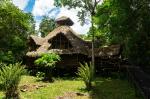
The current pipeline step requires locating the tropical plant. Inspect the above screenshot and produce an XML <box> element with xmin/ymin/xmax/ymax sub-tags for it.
<box><xmin>0</xmin><ymin>63</ymin><xmax>26</xmax><ymax>99</ymax></box>
<box><xmin>34</xmin><ymin>53</ymin><xmax>61</xmax><ymax>82</ymax></box>
<box><xmin>36</xmin><ymin>71</ymin><xmax>45</xmax><ymax>80</ymax></box>
<box><xmin>0</xmin><ymin>62</ymin><xmax>5</xmax><ymax>69</ymax></box>
<box><xmin>77</xmin><ymin>62</ymin><xmax>94</xmax><ymax>91</ymax></box>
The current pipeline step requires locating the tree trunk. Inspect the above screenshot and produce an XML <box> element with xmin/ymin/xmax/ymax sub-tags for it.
<box><xmin>5</xmin><ymin>88</ymin><xmax>20</xmax><ymax>99</ymax></box>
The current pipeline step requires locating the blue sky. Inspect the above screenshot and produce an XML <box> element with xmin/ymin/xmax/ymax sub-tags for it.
<box><xmin>12</xmin><ymin>0</ymin><xmax>91</xmax><ymax>34</ymax></box>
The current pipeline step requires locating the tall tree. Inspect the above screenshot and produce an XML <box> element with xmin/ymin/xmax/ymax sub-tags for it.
<box><xmin>27</xmin><ymin>12</ymin><xmax>36</xmax><ymax>35</ymax></box>
<box><xmin>0</xmin><ymin>1</ymin><xmax>34</xmax><ymax>63</ymax></box>
<box><xmin>93</xmin><ymin>0</ymin><xmax>150</xmax><ymax>66</ymax></box>
<box><xmin>54</xmin><ymin>0</ymin><xmax>102</xmax><ymax>69</ymax></box>
<box><xmin>39</xmin><ymin>16</ymin><xmax>56</xmax><ymax>37</ymax></box>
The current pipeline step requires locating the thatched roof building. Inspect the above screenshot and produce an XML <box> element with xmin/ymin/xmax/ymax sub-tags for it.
<box><xmin>26</xmin><ymin>16</ymin><xmax>121</xmax><ymax>73</ymax></box>
<box><xmin>26</xmin><ymin>16</ymin><xmax>121</xmax><ymax>58</ymax></box>
<box><xmin>27</xmin><ymin>26</ymin><xmax>90</xmax><ymax>57</ymax></box>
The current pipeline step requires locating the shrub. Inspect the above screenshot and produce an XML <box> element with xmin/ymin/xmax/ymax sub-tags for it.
<box><xmin>0</xmin><ymin>62</ymin><xmax>5</xmax><ymax>69</ymax></box>
<box><xmin>0</xmin><ymin>63</ymin><xmax>26</xmax><ymax>99</ymax></box>
<box><xmin>36</xmin><ymin>71</ymin><xmax>45</xmax><ymax>80</ymax></box>
<box><xmin>77</xmin><ymin>62</ymin><xmax>94</xmax><ymax>91</ymax></box>
<box><xmin>34</xmin><ymin>53</ymin><xmax>60</xmax><ymax>82</ymax></box>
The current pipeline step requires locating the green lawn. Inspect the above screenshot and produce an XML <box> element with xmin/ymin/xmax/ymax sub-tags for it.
<box><xmin>0</xmin><ymin>75</ymin><xmax>143</xmax><ymax>99</ymax></box>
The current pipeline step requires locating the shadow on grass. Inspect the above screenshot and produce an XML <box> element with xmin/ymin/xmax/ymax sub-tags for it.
<box><xmin>89</xmin><ymin>77</ymin><xmax>143</xmax><ymax>99</ymax></box>
<box><xmin>89</xmin><ymin>79</ymin><xmax>106</xmax><ymax>99</ymax></box>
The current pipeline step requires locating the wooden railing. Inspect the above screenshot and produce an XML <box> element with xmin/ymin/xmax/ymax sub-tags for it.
<box><xmin>126</xmin><ymin>65</ymin><xmax>150</xmax><ymax>99</ymax></box>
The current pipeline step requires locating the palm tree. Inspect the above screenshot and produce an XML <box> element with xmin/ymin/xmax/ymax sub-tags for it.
<box><xmin>0</xmin><ymin>63</ymin><xmax>26</xmax><ymax>99</ymax></box>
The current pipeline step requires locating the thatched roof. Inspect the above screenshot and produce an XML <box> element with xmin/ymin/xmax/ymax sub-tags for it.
<box><xmin>29</xmin><ymin>35</ymin><xmax>45</xmax><ymax>46</ymax></box>
<box><xmin>27</xmin><ymin>26</ymin><xmax>89</xmax><ymax>57</ymax></box>
<box><xmin>26</xmin><ymin>49</ymin><xmax>87</xmax><ymax>57</ymax></box>
<box><xmin>27</xmin><ymin>27</ymin><xmax>121</xmax><ymax>58</ymax></box>
<box><xmin>89</xmin><ymin>45</ymin><xmax>121</xmax><ymax>58</ymax></box>
<box><xmin>26</xmin><ymin>16</ymin><xmax>121</xmax><ymax>58</ymax></box>
<box><xmin>56</xmin><ymin>16</ymin><xmax>74</xmax><ymax>26</ymax></box>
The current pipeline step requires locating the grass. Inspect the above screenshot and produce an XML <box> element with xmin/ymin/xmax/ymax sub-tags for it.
<box><xmin>90</xmin><ymin>77</ymin><xmax>143</xmax><ymax>99</ymax></box>
<box><xmin>0</xmin><ymin>75</ymin><xmax>143</xmax><ymax>99</ymax></box>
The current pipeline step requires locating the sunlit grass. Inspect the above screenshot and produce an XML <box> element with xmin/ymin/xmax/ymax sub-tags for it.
<box><xmin>0</xmin><ymin>75</ymin><xmax>143</xmax><ymax>99</ymax></box>
<box><xmin>20</xmin><ymin>76</ymin><xmax>86</xmax><ymax>99</ymax></box>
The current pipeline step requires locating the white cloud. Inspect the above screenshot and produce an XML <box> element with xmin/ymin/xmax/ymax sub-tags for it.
<box><xmin>32</xmin><ymin>0</ymin><xmax>91</xmax><ymax>34</ymax></box>
<box><xmin>32</xmin><ymin>0</ymin><xmax>54</xmax><ymax>16</ymax></box>
<box><xmin>56</xmin><ymin>7</ymin><xmax>91</xmax><ymax>34</ymax></box>
<box><xmin>12</xmin><ymin>0</ymin><xmax>30</xmax><ymax>10</ymax></box>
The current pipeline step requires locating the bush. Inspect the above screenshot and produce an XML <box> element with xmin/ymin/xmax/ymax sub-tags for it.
<box><xmin>76</xmin><ymin>62</ymin><xmax>94</xmax><ymax>91</ymax></box>
<box><xmin>0</xmin><ymin>63</ymin><xmax>26</xmax><ymax>99</ymax></box>
<box><xmin>36</xmin><ymin>71</ymin><xmax>45</xmax><ymax>80</ymax></box>
<box><xmin>34</xmin><ymin>53</ymin><xmax>60</xmax><ymax>82</ymax></box>
<box><xmin>0</xmin><ymin>62</ymin><xmax>5</xmax><ymax>69</ymax></box>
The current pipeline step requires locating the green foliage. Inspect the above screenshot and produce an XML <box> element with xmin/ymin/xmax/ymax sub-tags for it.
<box><xmin>27</xmin><ymin>12</ymin><xmax>36</xmax><ymax>35</ymax></box>
<box><xmin>0</xmin><ymin>51</ymin><xmax>15</xmax><ymax>63</ymax></box>
<box><xmin>91</xmin><ymin>0</ymin><xmax>150</xmax><ymax>66</ymax></box>
<box><xmin>39</xmin><ymin>16</ymin><xmax>56</xmax><ymax>37</ymax></box>
<box><xmin>36</xmin><ymin>71</ymin><xmax>45</xmax><ymax>80</ymax></box>
<box><xmin>0</xmin><ymin>1</ymin><xmax>35</xmax><ymax>63</ymax></box>
<box><xmin>0</xmin><ymin>62</ymin><xmax>4</xmax><ymax>68</ymax></box>
<box><xmin>0</xmin><ymin>63</ymin><xmax>26</xmax><ymax>99</ymax></box>
<box><xmin>54</xmin><ymin>0</ymin><xmax>101</xmax><ymax>25</ymax></box>
<box><xmin>77</xmin><ymin>62</ymin><xmax>94</xmax><ymax>90</ymax></box>
<box><xmin>0</xmin><ymin>75</ymin><xmax>142</xmax><ymax>98</ymax></box>
<box><xmin>34</xmin><ymin>53</ymin><xmax>60</xmax><ymax>82</ymax></box>
<box><xmin>78</xmin><ymin>34</ymin><xmax>91</xmax><ymax>41</ymax></box>
<box><xmin>34</xmin><ymin>53</ymin><xmax>60</xmax><ymax>68</ymax></box>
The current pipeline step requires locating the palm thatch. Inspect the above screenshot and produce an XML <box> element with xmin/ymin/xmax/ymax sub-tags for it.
<box><xmin>56</xmin><ymin>16</ymin><xmax>74</xmax><ymax>26</ymax></box>
<box><xmin>29</xmin><ymin>35</ymin><xmax>45</xmax><ymax>46</ymax></box>
<box><xmin>26</xmin><ymin>26</ymin><xmax>90</xmax><ymax>57</ymax></box>
<box><xmin>26</xmin><ymin>16</ymin><xmax>121</xmax><ymax>59</ymax></box>
<box><xmin>89</xmin><ymin>45</ymin><xmax>121</xmax><ymax>58</ymax></box>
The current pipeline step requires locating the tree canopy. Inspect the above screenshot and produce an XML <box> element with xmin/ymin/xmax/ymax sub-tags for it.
<box><xmin>54</xmin><ymin>0</ymin><xmax>101</xmax><ymax>25</ymax></box>
<box><xmin>91</xmin><ymin>0</ymin><xmax>150</xmax><ymax>66</ymax></box>
<box><xmin>55</xmin><ymin>0</ymin><xmax>150</xmax><ymax>67</ymax></box>
<box><xmin>0</xmin><ymin>1</ymin><xmax>35</xmax><ymax>63</ymax></box>
<box><xmin>39</xmin><ymin>16</ymin><xmax>56</xmax><ymax>37</ymax></box>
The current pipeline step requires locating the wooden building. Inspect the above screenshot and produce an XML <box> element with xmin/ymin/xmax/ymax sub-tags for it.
<box><xmin>26</xmin><ymin>16</ymin><xmax>121</xmax><ymax>73</ymax></box>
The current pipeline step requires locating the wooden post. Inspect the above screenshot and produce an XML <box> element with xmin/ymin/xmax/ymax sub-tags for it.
<box><xmin>77</xmin><ymin>53</ymin><xmax>79</xmax><ymax>63</ymax></box>
<box><xmin>91</xmin><ymin>16</ymin><xmax>95</xmax><ymax>74</ymax></box>
<box><xmin>60</xmin><ymin>34</ymin><xmax>61</xmax><ymax>49</ymax></box>
<box><xmin>68</xmin><ymin>40</ymin><xmax>69</xmax><ymax>49</ymax></box>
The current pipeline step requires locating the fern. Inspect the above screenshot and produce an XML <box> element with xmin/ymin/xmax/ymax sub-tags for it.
<box><xmin>77</xmin><ymin>62</ymin><xmax>94</xmax><ymax>90</ymax></box>
<box><xmin>0</xmin><ymin>63</ymin><xmax>26</xmax><ymax>99</ymax></box>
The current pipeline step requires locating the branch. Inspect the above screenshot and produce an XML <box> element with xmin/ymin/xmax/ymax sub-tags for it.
<box><xmin>96</xmin><ymin>0</ymin><xmax>101</xmax><ymax>3</ymax></box>
<box><xmin>91</xmin><ymin>0</ymin><xmax>100</xmax><ymax>15</ymax></box>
